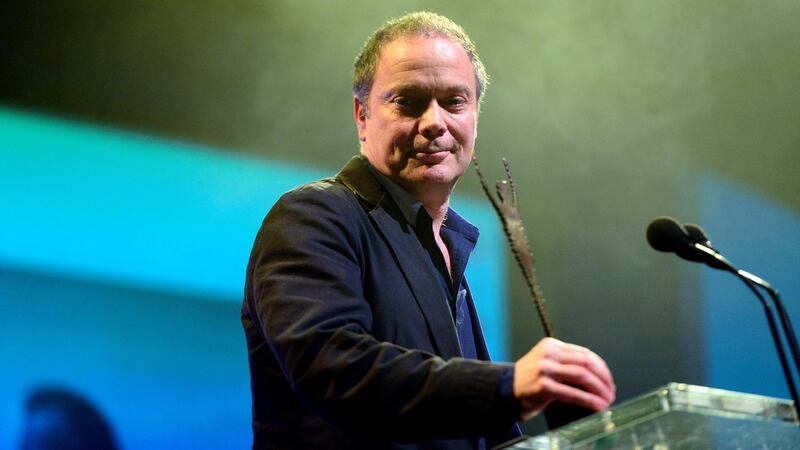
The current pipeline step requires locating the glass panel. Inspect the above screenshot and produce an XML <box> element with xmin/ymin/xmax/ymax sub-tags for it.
<box><xmin>507</xmin><ymin>383</ymin><xmax>800</xmax><ymax>449</ymax></box>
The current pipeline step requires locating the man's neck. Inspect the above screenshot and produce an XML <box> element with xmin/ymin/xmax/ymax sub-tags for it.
<box><xmin>406</xmin><ymin>184</ymin><xmax>451</xmax><ymax>231</ymax></box>
<box><xmin>423</xmin><ymin>200</ymin><xmax>449</xmax><ymax>230</ymax></box>
<box><xmin>359</xmin><ymin>156</ymin><xmax>454</xmax><ymax>230</ymax></box>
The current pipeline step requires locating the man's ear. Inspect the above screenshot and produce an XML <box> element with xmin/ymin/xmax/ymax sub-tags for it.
<box><xmin>353</xmin><ymin>96</ymin><xmax>368</xmax><ymax>142</ymax></box>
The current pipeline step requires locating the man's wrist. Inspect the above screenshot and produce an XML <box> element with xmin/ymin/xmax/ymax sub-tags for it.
<box><xmin>495</xmin><ymin>364</ymin><xmax>523</xmax><ymax>420</ymax></box>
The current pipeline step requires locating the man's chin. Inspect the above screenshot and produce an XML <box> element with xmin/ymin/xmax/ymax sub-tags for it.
<box><xmin>406</xmin><ymin>165</ymin><xmax>462</xmax><ymax>186</ymax></box>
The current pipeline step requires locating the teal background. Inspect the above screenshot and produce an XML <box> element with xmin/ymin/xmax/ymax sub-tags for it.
<box><xmin>701</xmin><ymin>177</ymin><xmax>800</xmax><ymax>399</ymax></box>
<box><xmin>1</xmin><ymin>0</ymin><xmax>798</xmax><ymax>446</ymax></box>
<box><xmin>0</xmin><ymin>107</ymin><xmax>507</xmax><ymax>449</ymax></box>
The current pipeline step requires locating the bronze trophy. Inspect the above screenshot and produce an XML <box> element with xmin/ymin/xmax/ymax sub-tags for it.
<box><xmin>473</xmin><ymin>155</ymin><xmax>593</xmax><ymax>430</ymax></box>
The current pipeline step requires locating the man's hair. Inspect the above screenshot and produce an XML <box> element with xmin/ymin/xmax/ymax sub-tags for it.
<box><xmin>352</xmin><ymin>11</ymin><xmax>489</xmax><ymax>109</ymax></box>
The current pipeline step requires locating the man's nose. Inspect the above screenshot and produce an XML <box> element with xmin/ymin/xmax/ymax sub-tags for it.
<box><xmin>419</xmin><ymin>101</ymin><xmax>446</xmax><ymax>139</ymax></box>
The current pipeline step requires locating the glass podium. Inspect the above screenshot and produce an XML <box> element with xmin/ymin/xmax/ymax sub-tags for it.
<box><xmin>505</xmin><ymin>383</ymin><xmax>800</xmax><ymax>449</ymax></box>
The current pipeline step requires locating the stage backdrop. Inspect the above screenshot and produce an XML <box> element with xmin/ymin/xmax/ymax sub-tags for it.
<box><xmin>1</xmin><ymin>0</ymin><xmax>798</xmax><ymax>443</ymax></box>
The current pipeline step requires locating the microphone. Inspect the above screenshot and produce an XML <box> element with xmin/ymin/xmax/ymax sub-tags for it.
<box><xmin>646</xmin><ymin>216</ymin><xmax>800</xmax><ymax>414</ymax></box>
<box><xmin>646</xmin><ymin>217</ymin><xmax>728</xmax><ymax>269</ymax></box>
<box><xmin>645</xmin><ymin>216</ymin><xmax>690</xmax><ymax>252</ymax></box>
<box><xmin>682</xmin><ymin>223</ymin><xmax>732</xmax><ymax>270</ymax></box>
<box><xmin>683</xmin><ymin>223</ymin><xmax>713</xmax><ymax>248</ymax></box>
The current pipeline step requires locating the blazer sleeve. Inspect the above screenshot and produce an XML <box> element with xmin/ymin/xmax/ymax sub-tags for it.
<box><xmin>245</xmin><ymin>183</ymin><xmax>519</xmax><ymax>441</ymax></box>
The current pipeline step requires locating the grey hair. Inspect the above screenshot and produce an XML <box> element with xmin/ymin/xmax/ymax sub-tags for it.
<box><xmin>352</xmin><ymin>11</ymin><xmax>489</xmax><ymax>110</ymax></box>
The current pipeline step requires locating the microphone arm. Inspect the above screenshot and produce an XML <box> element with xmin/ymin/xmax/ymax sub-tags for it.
<box><xmin>738</xmin><ymin>269</ymin><xmax>800</xmax><ymax>386</ymax></box>
<box><xmin>693</xmin><ymin>243</ymin><xmax>800</xmax><ymax>411</ymax></box>
<box><xmin>688</xmin><ymin>228</ymin><xmax>800</xmax><ymax>381</ymax></box>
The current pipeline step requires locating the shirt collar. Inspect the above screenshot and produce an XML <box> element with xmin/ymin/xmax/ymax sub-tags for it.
<box><xmin>362</xmin><ymin>156</ymin><xmax>479</xmax><ymax>243</ymax></box>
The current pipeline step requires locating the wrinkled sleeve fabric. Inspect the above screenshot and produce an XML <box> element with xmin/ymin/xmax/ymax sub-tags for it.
<box><xmin>245</xmin><ymin>182</ymin><xmax>518</xmax><ymax>441</ymax></box>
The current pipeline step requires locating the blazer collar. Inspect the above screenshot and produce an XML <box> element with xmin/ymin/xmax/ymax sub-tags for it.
<box><xmin>336</xmin><ymin>155</ymin><xmax>386</xmax><ymax>208</ymax></box>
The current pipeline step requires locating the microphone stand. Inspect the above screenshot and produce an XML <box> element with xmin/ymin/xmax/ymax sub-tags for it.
<box><xmin>694</xmin><ymin>245</ymin><xmax>800</xmax><ymax>413</ymax></box>
<box><xmin>737</xmin><ymin>269</ymin><xmax>800</xmax><ymax>381</ymax></box>
<box><xmin>685</xmin><ymin>223</ymin><xmax>800</xmax><ymax>380</ymax></box>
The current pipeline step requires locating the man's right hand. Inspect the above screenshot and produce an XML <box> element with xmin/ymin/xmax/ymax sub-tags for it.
<box><xmin>512</xmin><ymin>337</ymin><xmax>616</xmax><ymax>421</ymax></box>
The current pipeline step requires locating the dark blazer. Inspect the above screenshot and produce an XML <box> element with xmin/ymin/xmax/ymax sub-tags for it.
<box><xmin>242</xmin><ymin>156</ymin><xmax>520</xmax><ymax>449</ymax></box>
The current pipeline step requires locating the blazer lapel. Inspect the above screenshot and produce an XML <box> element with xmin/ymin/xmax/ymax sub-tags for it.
<box><xmin>337</xmin><ymin>156</ymin><xmax>462</xmax><ymax>359</ymax></box>
<box><xmin>369</xmin><ymin>207</ymin><xmax>462</xmax><ymax>359</ymax></box>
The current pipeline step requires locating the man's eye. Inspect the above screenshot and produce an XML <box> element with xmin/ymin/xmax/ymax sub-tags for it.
<box><xmin>443</xmin><ymin>97</ymin><xmax>466</xmax><ymax>108</ymax></box>
<box><xmin>393</xmin><ymin>97</ymin><xmax>416</xmax><ymax>108</ymax></box>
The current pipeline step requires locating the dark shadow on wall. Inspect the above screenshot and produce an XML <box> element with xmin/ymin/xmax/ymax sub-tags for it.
<box><xmin>20</xmin><ymin>386</ymin><xmax>118</xmax><ymax>450</ymax></box>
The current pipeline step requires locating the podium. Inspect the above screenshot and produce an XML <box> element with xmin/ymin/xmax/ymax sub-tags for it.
<box><xmin>506</xmin><ymin>383</ymin><xmax>800</xmax><ymax>449</ymax></box>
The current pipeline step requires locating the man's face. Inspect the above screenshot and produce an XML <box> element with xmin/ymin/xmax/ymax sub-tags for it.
<box><xmin>354</xmin><ymin>35</ymin><xmax>478</xmax><ymax>196</ymax></box>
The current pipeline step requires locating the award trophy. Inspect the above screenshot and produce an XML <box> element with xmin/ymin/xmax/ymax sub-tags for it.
<box><xmin>473</xmin><ymin>155</ymin><xmax>592</xmax><ymax>429</ymax></box>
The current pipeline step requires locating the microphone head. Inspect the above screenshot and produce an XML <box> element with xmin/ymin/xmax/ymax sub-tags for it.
<box><xmin>646</xmin><ymin>216</ymin><xmax>689</xmax><ymax>253</ymax></box>
<box><xmin>684</xmin><ymin>223</ymin><xmax>713</xmax><ymax>247</ymax></box>
<box><xmin>683</xmin><ymin>223</ymin><xmax>730</xmax><ymax>269</ymax></box>
<box><xmin>647</xmin><ymin>217</ymin><xmax>734</xmax><ymax>271</ymax></box>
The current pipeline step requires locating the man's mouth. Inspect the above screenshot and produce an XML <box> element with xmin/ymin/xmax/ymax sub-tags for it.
<box><xmin>413</xmin><ymin>150</ymin><xmax>450</xmax><ymax>164</ymax></box>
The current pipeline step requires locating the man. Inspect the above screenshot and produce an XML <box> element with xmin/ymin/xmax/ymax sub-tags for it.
<box><xmin>242</xmin><ymin>11</ymin><xmax>615</xmax><ymax>449</ymax></box>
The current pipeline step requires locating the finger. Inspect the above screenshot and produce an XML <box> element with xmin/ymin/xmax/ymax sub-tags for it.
<box><xmin>538</xmin><ymin>357</ymin><xmax>614</xmax><ymax>404</ymax></box>
<box><xmin>566</xmin><ymin>351</ymin><xmax>614</xmax><ymax>395</ymax></box>
<box><xmin>549</xmin><ymin>343</ymin><xmax>615</xmax><ymax>394</ymax></box>
<box><xmin>540</xmin><ymin>361</ymin><xmax>616</xmax><ymax>405</ymax></box>
<box><xmin>533</xmin><ymin>338</ymin><xmax>616</xmax><ymax>404</ymax></box>
<box><xmin>538</xmin><ymin>377</ymin><xmax>611</xmax><ymax>412</ymax></box>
